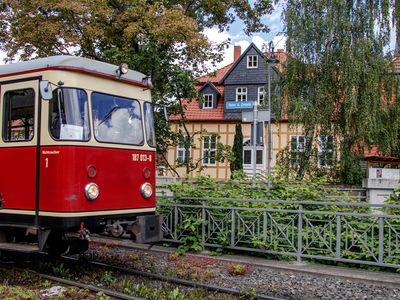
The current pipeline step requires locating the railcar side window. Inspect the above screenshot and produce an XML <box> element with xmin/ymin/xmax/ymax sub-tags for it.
<box><xmin>49</xmin><ymin>88</ymin><xmax>90</xmax><ymax>141</ymax></box>
<box><xmin>144</xmin><ymin>102</ymin><xmax>156</xmax><ymax>148</ymax></box>
<box><xmin>2</xmin><ymin>89</ymin><xmax>35</xmax><ymax>142</ymax></box>
<box><xmin>92</xmin><ymin>92</ymin><xmax>144</xmax><ymax>145</ymax></box>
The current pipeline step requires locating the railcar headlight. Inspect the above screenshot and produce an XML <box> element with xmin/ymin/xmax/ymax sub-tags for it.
<box><xmin>85</xmin><ymin>183</ymin><xmax>99</xmax><ymax>200</ymax></box>
<box><xmin>141</xmin><ymin>182</ymin><xmax>153</xmax><ymax>199</ymax></box>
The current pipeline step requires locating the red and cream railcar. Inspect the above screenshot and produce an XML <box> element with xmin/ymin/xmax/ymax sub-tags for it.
<box><xmin>0</xmin><ymin>56</ymin><xmax>161</xmax><ymax>254</ymax></box>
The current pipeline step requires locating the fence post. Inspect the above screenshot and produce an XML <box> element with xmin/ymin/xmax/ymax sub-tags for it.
<box><xmin>231</xmin><ymin>209</ymin><xmax>236</xmax><ymax>248</ymax></box>
<box><xmin>297</xmin><ymin>205</ymin><xmax>303</xmax><ymax>264</ymax></box>
<box><xmin>378</xmin><ymin>216</ymin><xmax>384</xmax><ymax>264</ymax></box>
<box><xmin>263</xmin><ymin>211</ymin><xmax>267</xmax><ymax>244</ymax></box>
<box><xmin>174</xmin><ymin>205</ymin><xmax>178</xmax><ymax>241</ymax></box>
<box><xmin>201</xmin><ymin>200</ymin><xmax>206</xmax><ymax>251</ymax></box>
<box><xmin>336</xmin><ymin>215</ymin><xmax>341</xmax><ymax>259</ymax></box>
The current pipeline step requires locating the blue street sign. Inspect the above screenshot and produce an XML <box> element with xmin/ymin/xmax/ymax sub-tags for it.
<box><xmin>225</xmin><ymin>101</ymin><xmax>255</xmax><ymax>109</ymax></box>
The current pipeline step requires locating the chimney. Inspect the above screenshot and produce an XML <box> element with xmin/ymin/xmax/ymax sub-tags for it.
<box><xmin>233</xmin><ymin>45</ymin><xmax>241</xmax><ymax>62</ymax></box>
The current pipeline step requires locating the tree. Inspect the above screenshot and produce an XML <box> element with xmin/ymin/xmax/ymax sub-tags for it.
<box><xmin>230</xmin><ymin>124</ymin><xmax>243</xmax><ymax>175</ymax></box>
<box><xmin>281</xmin><ymin>0</ymin><xmax>399</xmax><ymax>184</ymax></box>
<box><xmin>0</xmin><ymin>0</ymin><xmax>275</xmax><ymax>170</ymax></box>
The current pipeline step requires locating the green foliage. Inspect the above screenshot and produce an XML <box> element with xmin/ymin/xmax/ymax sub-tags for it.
<box><xmin>52</xmin><ymin>263</ymin><xmax>71</xmax><ymax>279</ymax></box>
<box><xmin>282</xmin><ymin>0</ymin><xmax>399</xmax><ymax>184</ymax></box>
<box><xmin>96</xmin><ymin>291</ymin><xmax>111</xmax><ymax>300</ymax></box>
<box><xmin>167</xmin><ymin>175</ymin><xmax>345</xmax><ymax>201</ymax></box>
<box><xmin>230</xmin><ymin>124</ymin><xmax>244</xmax><ymax>175</ymax></box>
<box><xmin>227</xmin><ymin>264</ymin><xmax>249</xmax><ymax>275</ymax></box>
<box><xmin>158</xmin><ymin>175</ymin><xmax>400</xmax><ymax>270</ymax></box>
<box><xmin>177</xmin><ymin>215</ymin><xmax>203</xmax><ymax>254</ymax></box>
<box><xmin>339</xmin><ymin>150</ymin><xmax>365</xmax><ymax>185</ymax></box>
<box><xmin>168</xmin><ymin>287</ymin><xmax>185</xmax><ymax>300</ymax></box>
<box><xmin>0</xmin><ymin>285</ymin><xmax>37</xmax><ymax>300</ymax></box>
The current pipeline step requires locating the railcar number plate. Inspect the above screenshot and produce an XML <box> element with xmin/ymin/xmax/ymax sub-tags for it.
<box><xmin>132</xmin><ymin>154</ymin><xmax>152</xmax><ymax>162</ymax></box>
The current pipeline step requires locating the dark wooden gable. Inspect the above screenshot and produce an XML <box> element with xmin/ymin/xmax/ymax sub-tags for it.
<box><xmin>220</xmin><ymin>43</ymin><xmax>267</xmax><ymax>85</ymax></box>
<box><xmin>198</xmin><ymin>81</ymin><xmax>220</xmax><ymax>109</ymax></box>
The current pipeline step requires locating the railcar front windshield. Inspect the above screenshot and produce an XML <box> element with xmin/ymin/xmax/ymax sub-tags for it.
<box><xmin>49</xmin><ymin>88</ymin><xmax>90</xmax><ymax>141</ymax></box>
<box><xmin>92</xmin><ymin>92</ymin><xmax>144</xmax><ymax>145</ymax></box>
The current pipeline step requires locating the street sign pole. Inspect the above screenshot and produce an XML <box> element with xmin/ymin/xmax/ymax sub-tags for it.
<box><xmin>252</xmin><ymin>101</ymin><xmax>258</xmax><ymax>187</ymax></box>
<box><xmin>267</xmin><ymin>60</ymin><xmax>272</xmax><ymax>187</ymax></box>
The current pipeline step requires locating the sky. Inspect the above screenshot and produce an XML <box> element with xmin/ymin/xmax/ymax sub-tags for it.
<box><xmin>203</xmin><ymin>3</ymin><xmax>286</xmax><ymax>70</ymax></box>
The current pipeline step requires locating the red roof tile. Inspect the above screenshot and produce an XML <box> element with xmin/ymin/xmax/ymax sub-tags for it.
<box><xmin>170</xmin><ymin>63</ymin><xmax>231</xmax><ymax>121</ymax></box>
<box><xmin>364</xmin><ymin>145</ymin><xmax>381</xmax><ymax>157</ymax></box>
<box><xmin>169</xmin><ymin>97</ymin><xmax>225</xmax><ymax>121</ymax></box>
<box><xmin>197</xmin><ymin>63</ymin><xmax>233</xmax><ymax>84</ymax></box>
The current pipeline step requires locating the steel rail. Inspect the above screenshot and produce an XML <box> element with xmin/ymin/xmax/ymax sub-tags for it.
<box><xmin>61</xmin><ymin>256</ymin><xmax>285</xmax><ymax>300</ymax></box>
<box><xmin>0</xmin><ymin>260</ymin><xmax>143</xmax><ymax>300</ymax></box>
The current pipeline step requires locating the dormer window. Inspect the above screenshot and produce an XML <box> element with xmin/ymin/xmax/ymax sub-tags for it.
<box><xmin>247</xmin><ymin>55</ymin><xmax>258</xmax><ymax>68</ymax></box>
<box><xmin>236</xmin><ymin>87</ymin><xmax>247</xmax><ymax>101</ymax></box>
<box><xmin>203</xmin><ymin>94</ymin><xmax>213</xmax><ymax>109</ymax></box>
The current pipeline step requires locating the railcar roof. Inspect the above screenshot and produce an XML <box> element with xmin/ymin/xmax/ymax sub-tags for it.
<box><xmin>0</xmin><ymin>55</ymin><xmax>149</xmax><ymax>85</ymax></box>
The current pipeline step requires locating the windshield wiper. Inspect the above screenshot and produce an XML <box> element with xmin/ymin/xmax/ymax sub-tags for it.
<box><xmin>97</xmin><ymin>106</ymin><xmax>120</xmax><ymax>126</ymax></box>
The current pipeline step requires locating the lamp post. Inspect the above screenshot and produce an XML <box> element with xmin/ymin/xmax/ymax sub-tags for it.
<box><xmin>266</xmin><ymin>42</ymin><xmax>279</xmax><ymax>183</ymax></box>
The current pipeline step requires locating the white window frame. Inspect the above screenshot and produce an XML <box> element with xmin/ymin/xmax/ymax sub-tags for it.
<box><xmin>258</xmin><ymin>86</ymin><xmax>265</xmax><ymax>105</ymax></box>
<box><xmin>247</xmin><ymin>55</ymin><xmax>258</xmax><ymax>68</ymax></box>
<box><xmin>290</xmin><ymin>135</ymin><xmax>305</xmax><ymax>166</ymax></box>
<box><xmin>318</xmin><ymin>135</ymin><xmax>334</xmax><ymax>168</ymax></box>
<box><xmin>202</xmin><ymin>135</ymin><xmax>217</xmax><ymax>165</ymax></box>
<box><xmin>203</xmin><ymin>94</ymin><xmax>213</xmax><ymax>109</ymax></box>
<box><xmin>177</xmin><ymin>136</ymin><xmax>190</xmax><ymax>163</ymax></box>
<box><xmin>243</xmin><ymin>146</ymin><xmax>264</xmax><ymax>166</ymax></box>
<box><xmin>236</xmin><ymin>87</ymin><xmax>247</xmax><ymax>102</ymax></box>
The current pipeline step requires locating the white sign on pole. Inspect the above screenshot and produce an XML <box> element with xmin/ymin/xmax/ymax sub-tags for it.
<box><xmin>242</xmin><ymin>110</ymin><xmax>270</xmax><ymax>122</ymax></box>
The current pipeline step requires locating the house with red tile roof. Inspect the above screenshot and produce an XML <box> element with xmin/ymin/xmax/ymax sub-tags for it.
<box><xmin>165</xmin><ymin>43</ymin><xmax>309</xmax><ymax>179</ymax></box>
<box><xmin>165</xmin><ymin>46</ymin><xmax>400</xmax><ymax>179</ymax></box>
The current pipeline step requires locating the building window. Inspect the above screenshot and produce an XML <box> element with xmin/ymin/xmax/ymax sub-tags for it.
<box><xmin>236</xmin><ymin>87</ymin><xmax>247</xmax><ymax>102</ymax></box>
<box><xmin>290</xmin><ymin>135</ymin><xmax>305</xmax><ymax>166</ymax></box>
<box><xmin>318</xmin><ymin>136</ymin><xmax>334</xmax><ymax>168</ymax></box>
<box><xmin>243</xmin><ymin>148</ymin><xmax>263</xmax><ymax>165</ymax></box>
<box><xmin>258</xmin><ymin>87</ymin><xmax>265</xmax><ymax>105</ymax></box>
<box><xmin>203</xmin><ymin>135</ymin><xmax>217</xmax><ymax>165</ymax></box>
<box><xmin>247</xmin><ymin>55</ymin><xmax>258</xmax><ymax>68</ymax></box>
<box><xmin>3</xmin><ymin>89</ymin><xmax>35</xmax><ymax>142</ymax></box>
<box><xmin>177</xmin><ymin>136</ymin><xmax>190</xmax><ymax>163</ymax></box>
<box><xmin>203</xmin><ymin>94</ymin><xmax>213</xmax><ymax>109</ymax></box>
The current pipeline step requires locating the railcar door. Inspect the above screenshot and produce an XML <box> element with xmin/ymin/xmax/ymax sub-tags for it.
<box><xmin>0</xmin><ymin>78</ymin><xmax>40</xmax><ymax>226</ymax></box>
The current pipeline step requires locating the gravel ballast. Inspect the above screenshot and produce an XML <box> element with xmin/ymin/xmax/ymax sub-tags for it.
<box><xmin>88</xmin><ymin>238</ymin><xmax>400</xmax><ymax>300</ymax></box>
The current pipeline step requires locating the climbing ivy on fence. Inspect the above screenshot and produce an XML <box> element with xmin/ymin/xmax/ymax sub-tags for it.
<box><xmin>157</xmin><ymin>176</ymin><xmax>400</xmax><ymax>271</ymax></box>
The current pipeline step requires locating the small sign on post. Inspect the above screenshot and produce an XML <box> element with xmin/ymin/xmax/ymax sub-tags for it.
<box><xmin>225</xmin><ymin>101</ymin><xmax>254</xmax><ymax>109</ymax></box>
<box><xmin>242</xmin><ymin>109</ymin><xmax>270</xmax><ymax>122</ymax></box>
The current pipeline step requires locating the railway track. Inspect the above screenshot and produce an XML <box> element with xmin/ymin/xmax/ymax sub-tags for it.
<box><xmin>61</xmin><ymin>255</ymin><xmax>283</xmax><ymax>300</ymax></box>
<box><xmin>90</xmin><ymin>235</ymin><xmax>400</xmax><ymax>299</ymax></box>
<box><xmin>0</xmin><ymin>250</ymin><xmax>283</xmax><ymax>300</ymax></box>
<box><xmin>0</xmin><ymin>257</ymin><xmax>143</xmax><ymax>300</ymax></box>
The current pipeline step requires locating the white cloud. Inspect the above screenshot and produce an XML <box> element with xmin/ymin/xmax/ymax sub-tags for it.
<box><xmin>0</xmin><ymin>51</ymin><xmax>6</xmax><ymax>65</ymax></box>
<box><xmin>202</xmin><ymin>27</ymin><xmax>231</xmax><ymax>44</ymax></box>
<box><xmin>272</xmin><ymin>35</ymin><xmax>286</xmax><ymax>51</ymax></box>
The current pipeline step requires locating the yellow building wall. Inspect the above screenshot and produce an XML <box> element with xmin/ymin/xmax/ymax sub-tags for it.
<box><xmin>165</xmin><ymin>121</ymin><xmax>304</xmax><ymax>180</ymax></box>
